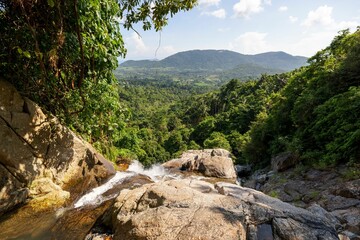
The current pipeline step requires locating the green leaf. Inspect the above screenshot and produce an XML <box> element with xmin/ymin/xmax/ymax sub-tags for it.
<box><xmin>47</xmin><ymin>0</ymin><xmax>55</xmax><ymax>8</ymax></box>
<box><xmin>23</xmin><ymin>51</ymin><xmax>31</xmax><ymax>59</ymax></box>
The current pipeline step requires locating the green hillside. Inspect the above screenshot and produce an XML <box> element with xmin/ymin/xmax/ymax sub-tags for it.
<box><xmin>116</xmin><ymin>50</ymin><xmax>307</xmax><ymax>88</ymax></box>
<box><xmin>115</xmin><ymin>29</ymin><xmax>360</xmax><ymax>173</ymax></box>
<box><xmin>120</xmin><ymin>49</ymin><xmax>307</xmax><ymax>71</ymax></box>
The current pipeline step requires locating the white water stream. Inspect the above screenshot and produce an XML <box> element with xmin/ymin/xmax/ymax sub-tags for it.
<box><xmin>73</xmin><ymin>161</ymin><xmax>173</xmax><ymax>208</ymax></box>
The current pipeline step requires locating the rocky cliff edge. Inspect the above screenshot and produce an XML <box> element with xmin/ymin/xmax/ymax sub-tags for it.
<box><xmin>0</xmin><ymin>80</ymin><xmax>115</xmax><ymax>215</ymax></box>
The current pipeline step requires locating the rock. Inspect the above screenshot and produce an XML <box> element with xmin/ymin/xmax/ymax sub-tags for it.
<box><xmin>271</xmin><ymin>151</ymin><xmax>299</xmax><ymax>172</ymax></box>
<box><xmin>283</xmin><ymin>181</ymin><xmax>304</xmax><ymax>200</ymax></box>
<box><xmin>338</xmin><ymin>231</ymin><xmax>360</xmax><ymax>240</ymax></box>
<box><xmin>0</xmin><ymin>163</ymin><xmax>29</xmax><ymax>213</ymax></box>
<box><xmin>331</xmin><ymin>207</ymin><xmax>360</xmax><ymax>234</ymax></box>
<box><xmin>304</xmin><ymin>169</ymin><xmax>320</xmax><ymax>180</ymax></box>
<box><xmin>0</xmin><ymin>171</ymin><xmax>154</xmax><ymax>239</ymax></box>
<box><xmin>102</xmin><ymin>174</ymin><xmax>154</xmax><ymax>198</ymax></box>
<box><xmin>161</xmin><ymin>158</ymin><xmax>185</xmax><ymax>169</ymax></box>
<box><xmin>243</xmin><ymin>179</ymin><xmax>256</xmax><ymax>189</ymax></box>
<box><xmin>235</xmin><ymin>164</ymin><xmax>252</xmax><ymax>177</ymax></box>
<box><xmin>85</xmin><ymin>233</ymin><xmax>113</xmax><ymax>240</ymax></box>
<box><xmin>259</xmin><ymin>165</ymin><xmax>360</xmax><ymax>238</ymax></box>
<box><xmin>278</xmin><ymin>191</ymin><xmax>295</xmax><ymax>202</ymax></box>
<box><xmin>0</xmin><ymin>80</ymin><xmax>24</xmax><ymax>112</ymax></box>
<box><xmin>106</xmin><ymin>179</ymin><xmax>338</xmax><ymax>240</ymax></box>
<box><xmin>323</xmin><ymin>195</ymin><xmax>360</xmax><ymax>212</ymax></box>
<box><xmin>50</xmin><ymin>200</ymin><xmax>114</xmax><ymax>240</ymax></box>
<box><xmin>0</xmin><ymin>80</ymin><xmax>115</xmax><ymax>215</ymax></box>
<box><xmin>27</xmin><ymin>177</ymin><xmax>70</xmax><ymax>209</ymax></box>
<box><xmin>331</xmin><ymin>179</ymin><xmax>360</xmax><ymax>199</ymax></box>
<box><xmin>210</xmin><ymin>148</ymin><xmax>232</xmax><ymax>157</ymax></box>
<box><xmin>307</xmin><ymin>204</ymin><xmax>341</xmax><ymax>230</ymax></box>
<box><xmin>272</xmin><ymin>217</ymin><xmax>333</xmax><ymax>240</ymax></box>
<box><xmin>198</xmin><ymin>156</ymin><xmax>236</xmax><ymax>178</ymax></box>
<box><xmin>163</xmin><ymin>149</ymin><xmax>236</xmax><ymax>179</ymax></box>
<box><xmin>243</xmin><ymin>169</ymin><xmax>274</xmax><ymax>190</ymax></box>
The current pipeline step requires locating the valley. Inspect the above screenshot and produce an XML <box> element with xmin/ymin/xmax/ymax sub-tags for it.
<box><xmin>0</xmin><ymin>0</ymin><xmax>359</xmax><ymax>239</ymax></box>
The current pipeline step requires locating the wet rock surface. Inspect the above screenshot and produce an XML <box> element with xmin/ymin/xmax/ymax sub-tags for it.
<box><xmin>0</xmin><ymin>172</ymin><xmax>153</xmax><ymax>240</ymax></box>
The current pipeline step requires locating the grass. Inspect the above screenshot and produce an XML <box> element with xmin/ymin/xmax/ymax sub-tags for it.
<box><xmin>268</xmin><ymin>190</ymin><xmax>279</xmax><ymax>198</ymax></box>
<box><xmin>342</xmin><ymin>166</ymin><xmax>360</xmax><ymax>180</ymax></box>
<box><xmin>309</xmin><ymin>190</ymin><xmax>320</xmax><ymax>199</ymax></box>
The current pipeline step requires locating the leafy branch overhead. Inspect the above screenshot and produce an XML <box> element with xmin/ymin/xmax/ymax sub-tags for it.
<box><xmin>120</xmin><ymin>0</ymin><xmax>197</xmax><ymax>31</ymax></box>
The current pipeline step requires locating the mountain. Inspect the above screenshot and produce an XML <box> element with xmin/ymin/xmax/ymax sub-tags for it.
<box><xmin>120</xmin><ymin>50</ymin><xmax>307</xmax><ymax>71</ymax></box>
<box><xmin>116</xmin><ymin>50</ymin><xmax>308</xmax><ymax>89</ymax></box>
<box><xmin>250</xmin><ymin>51</ymin><xmax>308</xmax><ymax>71</ymax></box>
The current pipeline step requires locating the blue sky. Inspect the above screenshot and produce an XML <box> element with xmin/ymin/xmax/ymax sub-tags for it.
<box><xmin>121</xmin><ymin>0</ymin><xmax>360</xmax><ymax>61</ymax></box>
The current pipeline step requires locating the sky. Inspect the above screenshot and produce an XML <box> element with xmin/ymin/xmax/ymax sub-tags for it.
<box><xmin>120</xmin><ymin>0</ymin><xmax>360</xmax><ymax>61</ymax></box>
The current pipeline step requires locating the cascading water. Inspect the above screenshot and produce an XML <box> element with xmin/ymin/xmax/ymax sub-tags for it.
<box><xmin>73</xmin><ymin>171</ymin><xmax>135</xmax><ymax>208</ymax></box>
<box><xmin>73</xmin><ymin>161</ymin><xmax>174</xmax><ymax>208</ymax></box>
<box><xmin>126</xmin><ymin>160</ymin><xmax>169</xmax><ymax>181</ymax></box>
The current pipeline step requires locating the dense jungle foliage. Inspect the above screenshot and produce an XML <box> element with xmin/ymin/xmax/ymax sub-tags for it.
<box><xmin>117</xmin><ymin>29</ymin><xmax>360</xmax><ymax>168</ymax></box>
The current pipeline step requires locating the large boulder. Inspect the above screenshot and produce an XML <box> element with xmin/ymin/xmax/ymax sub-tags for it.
<box><xmin>271</xmin><ymin>151</ymin><xmax>299</xmax><ymax>172</ymax></box>
<box><xmin>0</xmin><ymin>80</ymin><xmax>115</xmax><ymax>215</ymax></box>
<box><xmin>106</xmin><ymin>179</ymin><xmax>338</xmax><ymax>240</ymax></box>
<box><xmin>163</xmin><ymin>149</ymin><xmax>236</xmax><ymax>179</ymax></box>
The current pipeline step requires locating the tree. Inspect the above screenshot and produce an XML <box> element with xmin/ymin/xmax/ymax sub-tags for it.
<box><xmin>190</xmin><ymin>116</ymin><xmax>216</xmax><ymax>145</ymax></box>
<box><xmin>0</xmin><ymin>0</ymin><xmax>196</xmax><ymax>114</ymax></box>
<box><xmin>0</xmin><ymin>0</ymin><xmax>196</xmax><ymax>159</ymax></box>
<box><xmin>203</xmin><ymin>132</ymin><xmax>231</xmax><ymax>151</ymax></box>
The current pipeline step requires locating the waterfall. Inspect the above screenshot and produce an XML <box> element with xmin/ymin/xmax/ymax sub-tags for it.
<box><xmin>73</xmin><ymin>161</ymin><xmax>172</xmax><ymax>208</ymax></box>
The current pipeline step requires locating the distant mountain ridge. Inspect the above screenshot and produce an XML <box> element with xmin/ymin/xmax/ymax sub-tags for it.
<box><xmin>120</xmin><ymin>49</ymin><xmax>307</xmax><ymax>71</ymax></box>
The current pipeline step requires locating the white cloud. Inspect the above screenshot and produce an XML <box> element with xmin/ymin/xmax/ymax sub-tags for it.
<box><xmin>229</xmin><ymin>32</ymin><xmax>272</xmax><ymax>54</ymax></box>
<box><xmin>278</xmin><ymin>6</ymin><xmax>288</xmax><ymax>12</ymax></box>
<box><xmin>264</xmin><ymin>0</ymin><xmax>271</xmax><ymax>5</ymax></box>
<box><xmin>279</xmin><ymin>26</ymin><xmax>358</xmax><ymax>57</ymax></box>
<box><xmin>282</xmin><ymin>31</ymin><xmax>335</xmax><ymax>57</ymax></box>
<box><xmin>289</xmin><ymin>16</ymin><xmax>298</xmax><ymax>23</ymax></box>
<box><xmin>124</xmin><ymin>33</ymin><xmax>178</xmax><ymax>60</ymax></box>
<box><xmin>233</xmin><ymin>0</ymin><xmax>263</xmax><ymax>18</ymax></box>
<box><xmin>334</xmin><ymin>20</ymin><xmax>359</xmax><ymax>30</ymax></box>
<box><xmin>301</xmin><ymin>5</ymin><xmax>359</xmax><ymax>31</ymax></box>
<box><xmin>302</xmin><ymin>5</ymin><xmax>334</xmax><ymax>27</ymax></box>
<box><xmin>202</xmin><ymin>8</ymin><xmax>226</xmax><ymax>19</ymax></box>
<box><xmin>127</xmin><ymin>33</ymin><xmax>147</xmax><ymax>53</ymax></box>
<box><xmin>198</xmin><ymin>0</ymin><xmax>221</xmax><ymax>7</ymax></box>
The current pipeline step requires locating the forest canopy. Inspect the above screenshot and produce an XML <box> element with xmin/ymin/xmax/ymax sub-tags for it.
<box><xmin>116</xmin><ymin>29</ymin><xmax>360</xmax><ymax>168</ymax></box>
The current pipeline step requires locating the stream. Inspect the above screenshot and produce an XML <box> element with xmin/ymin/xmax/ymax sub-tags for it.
<box><xmin>74</xmin><ymin>161</ymin><xmax>172</xmax><ymax>208</ymax></box>
<box><xmin>0</xmin><ymin>161</ymin><xmax>176</xmax><ymax>240</ymax></box>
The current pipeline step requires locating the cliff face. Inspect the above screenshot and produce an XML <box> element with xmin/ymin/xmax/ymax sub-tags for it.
<box><xmin>0</xmin><ymin>80</ymin><xmax>115</xmax><ymax>215</ymax></box>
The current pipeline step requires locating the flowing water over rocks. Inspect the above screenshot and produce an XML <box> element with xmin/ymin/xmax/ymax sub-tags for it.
<box><xmin>3</xmin><ymin>146</ymin><xmax>358</xmax><ymax>240</ymax></box>
<box><xmin>0</xmin><ymin>157</ymin><xmax>337</xmax><ymax>239</ymax></box>
<box><xmin>0</xmin><ymin>161</ymin><xmax>172</xmax><ymax>240</ymax></box>
<box><xmin>0</xmin><ymin>153</ymin><xmax>349</xmax><ymax>240</ymax></box>
<box><xmin>74</xmin><ymin>161</ymin><xmax>175</xmax><ymax>209</ymax></box>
